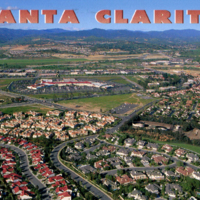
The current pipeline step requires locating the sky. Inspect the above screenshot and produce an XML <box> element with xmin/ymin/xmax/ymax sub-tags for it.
<box><xmin>1</xmin><ymin>0</ymin><xmax>200</xmax><ymax>31</ymax></box>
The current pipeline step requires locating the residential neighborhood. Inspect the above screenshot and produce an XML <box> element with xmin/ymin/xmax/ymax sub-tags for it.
<box><xmin>1</xmin><ymin>24</ymin><xmax>200</xmax><ymax>200</ymax></box>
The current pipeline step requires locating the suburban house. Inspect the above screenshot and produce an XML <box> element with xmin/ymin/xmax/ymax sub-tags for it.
<box><xmin>116</xmin><ymin>148</ymin><xmax>129</xmax><ymax>157</ymax></box>
<box><xmin>130</xmin><ymin>170</ymin><xmax>147</xmax><ymax>180</ymax></box>
<box><xmin>175</xmin><ymin>166</ymin><xmax>194</xmax><ymax>176</ymax></box>
<box><xmin>115</xmin><ymin>174</ymin><xmax>134</xmax><ymax>185</ymax></box>
<box><xmin>128</xmin><ymin>188</ymin><xmax>147</xmax><ymax>200</ymax></box>
<box><xmin>145</xmin><ymin>183</ymin><xmax>160</xmax><ymax>194</ymax></box>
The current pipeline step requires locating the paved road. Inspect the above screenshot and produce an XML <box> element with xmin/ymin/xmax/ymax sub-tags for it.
<box><xmin>49</xmin><ymin>101</ymin><xmax>158</xmax><ymax>200</ymax></box>
<box><xmin>0</xmin><ymin>90</ymin><xmax>21</xmax><ymax>98</ymax></box>
<box><xmin>83</xmin><ymin>143</ymin><xmax>102</xmax><ymax>153</ymax></box>
<box><xmin>49</xmin><ymin>97</ymin><xmax>200</xmax><ymax>199</ymax></box>
<box><xmin>0</xmin><ymin>89</ymin><xmax>73</xmax><ymax>111</ymax></box>
<box><xmin>50</xmin><ymin>141</ymin><xmax>112</xmax><ymax>200</ymax></box>
<box><xmin>120</xmin><ymin>75</ymin><xmax>143</xmax><ymax>90</ymax></box>
<box><xmin>0</xmin><ymin>143</ymin><xmax>50</xmax><ymax>200</ymax></box>
<box><xmin>100</xmin><ymin>163</ymin><xmax>177</xmax><ymax>176</ymax></box>
<box><xmin>98</xmin><ymin>137</ymin><xmax>200</xmax><ymax>173</ymax></box>
<box><xmin>0</xmin><ymin>102</ymin><xmax>34</xmax><ymax>108</ymax></box>
<box><xmin>106</xmin><ymin>100</ymin><xmax>157</xmax><ymax>134</ymax></box>
<box><xmin>98</xmin><ymin>139</ymin><xmax>200</xmax><ymax>175</ymax></box>
<box><xmin>0</xmin><ymin>73</ymin><xmax>145</xmax><ymax>112</ymax></box>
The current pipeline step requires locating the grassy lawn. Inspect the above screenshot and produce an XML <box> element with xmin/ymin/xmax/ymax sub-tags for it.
<box><xmin>126</xmin><ymin>75</ymin><xmax>145</xmax><ymax>84</ymax></box>
<box><xmin>58</xmin><ymin>93</ymin><xmax>154</xmax><ymax>112</ymax></box>
<box><xmin>127</xmin><ymin>76</ymin><xmax>139</xmax><ymax>83</ymax></box>
<box><xmin>28</xmin><ymin>93</ymin><xmax>65</xmax><ymax>99</ymax></box>
<box><xmin>143</xmin><ymin>138</ymin><xmax>200</xmax><ymax>154</ymax></box>
<box><xmin>58</xmin><ymin>75</ymin><xmax>131</xmax><ymax>85</ymax></box>
<box><xmin>0</xmin><ymin>95</ymin><xmax>13</xmax><ymax>100</ymax></box>
<box><xmin>28</xmin><ymin>92</ymin><xmax>83</xmax><ymax>99</ymax></box>
<box><xmin>0</xmin><ymin>58</ymin><xmax>87</xmax><ymax>66</ymax></box>
<box><xmin>180</xmin><ymin>49</ymin><xmax>200</xmax><ymax>58</ymax></box>
<box><xmin>0</xmin><ymin>104</ymin><xmax>53</xmax><ymax>114</ymax></box>
<box><xmin>168</xmin><ymin>143</ymin><xmax>200</xmax><ymax>154</ymax></box>
<box><xmin>88</xmin><ymin>76</ymin><xmax>130</xmax><ymax>85</ymax></box>
<box><xmin>0</xmin><ymin>78</ymin><xmax>25</xmax><ymax>89</ymax></box>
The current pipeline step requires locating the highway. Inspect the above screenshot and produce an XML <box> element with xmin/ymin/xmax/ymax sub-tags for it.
<box><xmin>0</xmin><ymin>143</ymin><xmax>50</xmax><ymax>200</ymax></box>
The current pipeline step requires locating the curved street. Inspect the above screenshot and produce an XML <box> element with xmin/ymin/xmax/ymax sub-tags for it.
<box><xmin>0</xmin><ymin>143</ymin><xmax>50</xmax><ymax>200</ymax></box>
<box><xmin>97</xmin><ymin>139</ymin><xmax>200</xmax><ymax>175</ymax></box>
<box><xmin>50</xmin><ymin>99</ymin><xmax>200</xmax><ymax>200</ymax></box>
<box><xmin>50</xmin><ymin>142</ymin><xmax>112</xmax><ymax>200</ymax></box>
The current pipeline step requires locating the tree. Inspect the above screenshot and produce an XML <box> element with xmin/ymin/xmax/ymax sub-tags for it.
<box><xmin>177</xmin><ymin>161</ymin><xmax>184</xmax><ymax>167</ymax></box>
<box><xmin>117</xmin><ymin>169</ymin><xmax>123</xmax><ymax>176</ymax></box>
<box><xmin>128</xmin><ymin>184</ymin><xmax>134</xmax><ymax>193</ymax></box>
<box><xmin>165</xmin><ymin>166</ymin><xmax>170</xmax><ymax>171</ymax></box>
<box><xmin>53</xmin><ymin>94</ymin><xmax>58</xmax><ymax>102</ymax></box>
<box><xmin>70</xmin><ymin>93</ymin><xmax>74</xmax><ymax>99</ymax></box>
<box><xmin>62</xmin><ymin>93</ymin><xmax>68</xmax><ymax>100</ymax></box>
<box><xmin>161</xmin><ymin>184</ymin><xmax>165</xmax><ymax>196</ymax></box>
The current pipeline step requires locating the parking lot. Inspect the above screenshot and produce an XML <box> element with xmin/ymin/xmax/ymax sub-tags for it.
<box><xmin>110</xmin><ymin>103</ymin><xmax>138</xmax><ymax>114</ymax></box>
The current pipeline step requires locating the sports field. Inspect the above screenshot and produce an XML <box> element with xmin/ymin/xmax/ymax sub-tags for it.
<box><xmin>58</xmin><ymin>93</ymin><xmax>154</xmax><ymax>112</ymax></box>
<box><xmin>0</xmin><ymin>58</ymin><xmax>87</xmax><ymax>67</ymax></box>
<box><xmin>0</xmin><ymin>104</ymin><xmax>53</xmax><ymax>114</ymax></box>
<box><xmin>85</xmin><ymin>76</ymin><xmax>130</xmax><ymax>85</ymax></box>
<box><xmin>0</xmin><ymin>78</ymin><xmax>25</xmax><ymax>89</ymax></box>
<box><xmin>28</xmin><ymin>92</ymin><xmax>81</xmax><ymax>100</ymax></box>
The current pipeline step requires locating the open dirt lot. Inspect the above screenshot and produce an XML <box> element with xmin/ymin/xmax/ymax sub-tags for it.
<box><xmin>52</xmin><ymin>53</ymin><xmax>142</xmax><ymax>61</ymax></box>
<box><xmin>185</xmin><ymin>129</ymin><xmax>200</xmax><ymax>140</ymax></box>
<box><xmin>58</xmin><ymin>93</ymin><xmax>153</xmax><ymax>113</ymax></box>
<box><xmin>157</xmin><ymin>69</ymin><xmax>200</xmax><ymax>77</ymax></box>
<box><xmin>184</xmin><ymin>70</ymin><xmax>200</xmax><ymax>77</ymax></box>
<box><xmin>10</xmin><ymin>45</ymin><xmax>29</xmax><ymax>51</ymax></box>
<box><xmin>144</xmin><ymin>54</ymin><xmax>170</xmax><ymax>59</ymax></box>
<box><xmin>52</xmin><ymin>53</ymin><xmax>86</xmax><ymax>59</ymax></box>
<box><xmin>87</xmin><ymin>54</ymin><xmax>142</xmax><ymax>60</ymax></box>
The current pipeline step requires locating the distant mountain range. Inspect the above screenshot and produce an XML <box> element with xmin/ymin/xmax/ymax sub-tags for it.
<box><xmin>1</xmin><ymin>28</ymin><xmax>200</xmax><ymax>44</ymax></box>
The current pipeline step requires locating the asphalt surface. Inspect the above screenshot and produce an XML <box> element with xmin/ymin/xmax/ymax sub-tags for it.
<box><xmin>0</xmin><ymin>144</ymin><xmax>50</xmax><ymax>200</ymax></box>
<box><xmin>98</xmin><ymin>139</ymin><xmax>200</xmax><ymax>174</ymax></box>
<box><xmin>2</xmin><ymin>85</ymin><xmax>199</xmax><ymax>199</ymax></box>
<box><xmin>49</xmin><ymin>101</ymin><xmax>159</xmax><ymax>200</ymax></box>
<box><xmin>100</xmin><ymin>163</ymin><xmax>177</xmax><ymax>175</ymax></box>
<box><xmin>83</xmin><ymin>143</ymin><xmax>102</xmax><ymax>153</ymax></box>
<box><xmin>120</xmin><ymin>75</ymin><xmax>143</xmax><ymax>90</ymax></box>
<box><xmin>50</xmin><ymin>141</ymin><xmax>112</xmax><ymax>200</ymax></box>
<box><xmin>110</xmin><ymin>103</ymin><xmax>138</xmax><ymax>114</ymax></box>
<box><xmin>0</xmin><ymin>102</ymin><xmax>34</xmax><ymax>108</ymax></box>
<box><xmin>106</xmin><ymin>100</ymin><xmax>157</xmax><ymax>134</ymax></box>
<box><xmin>0</xmin><ymin>89</ymin><xmax>72</xmax><ymax>111</ymax></box>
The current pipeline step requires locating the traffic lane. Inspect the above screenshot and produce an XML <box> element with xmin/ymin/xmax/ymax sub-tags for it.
<box><xmin>101</xmin><ymin>163</ymin><xmax>177</xmax><ymax>176</ymax></box>
<box><xmin>83</xmin><ymin>143</ymin><xmax>101</xmax><ymax>153</ymax></box>
<box><xmin>51</xmin><ymin>153</ymin><xmax>111</xmax><ymax>200</ymax></box>
<box><xmin>106</xmin><ymin>101</ymin><xmax>156</xmax><ymax>133</ymax></box>
<box><xmin>0</xmin><ymin>144</ymin><xmax>50</xmax><ymax>200</ymax></box>
<box><xmin>3</xmin><ymin>145</ymin><xmax>45</xmax><ymax>187</ymax></box>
